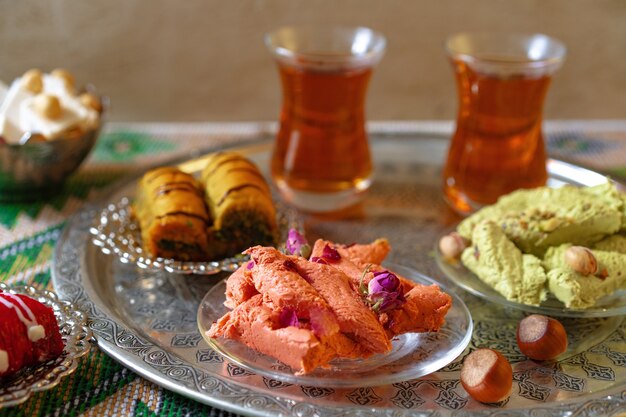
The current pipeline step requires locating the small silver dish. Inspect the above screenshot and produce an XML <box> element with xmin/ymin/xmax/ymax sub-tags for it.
<box><xmin>90</xmin><ymin>196</ymin><xmax>300</xmax><ymax>275</ymax></box>
<box><xmin>0</xmin><ymin>283</ymin><xmax>93</xmax><ymax>409</ymax></box>
<box><xmin>0</xmin><ymin>94</ymin><xmax>106</xmax><ymax>202</ymax></box>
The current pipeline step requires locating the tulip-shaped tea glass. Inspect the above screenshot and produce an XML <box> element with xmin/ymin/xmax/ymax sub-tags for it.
<box><xmin>443</xmin><ymin>33</ymin><xmax>566</xmax><ymax>215</ymax></box>
<box><xmin>265</xmin><ymin>26</ymin><xmax>386</xmax><ymax>213</ymax></box>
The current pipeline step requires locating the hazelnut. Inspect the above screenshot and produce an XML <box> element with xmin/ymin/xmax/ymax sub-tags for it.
<box><xmin>32</xmin><ymin>94</ymin><xmax>62</xmax><ymax>120</ymax></box>
<box><xmin>564</xmin><ymin>246</ymin><xmax>598</xmax><ymax>276</ymax></box>
<box><xmin>79</xmin><ymin>92</ymin><xmax>102</xmax><ymax>112</ymax></box>
<box><xmin>460</xmin><ymin>348</ymin><xmax>512</xmax><ymax>403</ymax></box>
<box><xmin>51</xmin><ymin>68</ymin><xmax>75</xmax><ymax>91</ymax></box>
<box><xmin>22</xmin><ymin>69</ymin><xmax>43</xmax><ymax>93</ymax></box>
<box><xmin>517</xmin><ymin>314</ymin><xmax>568</xmax><ymax>361</ymax></box>
<box><xmin>439</xmin><ymin>232</ymin><xmax>468</xmax><ymax>260</ymax></box>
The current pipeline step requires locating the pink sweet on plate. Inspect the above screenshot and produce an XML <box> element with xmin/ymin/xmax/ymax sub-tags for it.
<box><xmin>208</xmin><ymin>232</ymin><xmax>453</xmax><ymax>375</ymax></box>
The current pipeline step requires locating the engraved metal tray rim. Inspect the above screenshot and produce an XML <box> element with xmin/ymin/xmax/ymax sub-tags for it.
<box><xmin>52</xmin><ymin>134</ymin><xmax>626</xmax><ymax>417</ymax></box>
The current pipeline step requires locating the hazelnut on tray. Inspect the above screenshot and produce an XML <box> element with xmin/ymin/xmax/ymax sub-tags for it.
<box><xmin>460</xmin><ymin>348</ymin><xmax>513</xmax><ymax>403</ymax></box>
<box><xmin>517</xmin><ymin>314</ymin><xmax>568</xmax><ymax>361</ymax></box>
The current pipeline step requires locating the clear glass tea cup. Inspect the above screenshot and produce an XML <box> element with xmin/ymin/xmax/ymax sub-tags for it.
<box><xmin>265</xmin><ymin>26</ymin><xmax>386</xmax><ymax>213</ymax></box>
<box><xmin>443</xmin><ymin>32</ymin><xmax>566</xmax><ymax>215</ymax></box>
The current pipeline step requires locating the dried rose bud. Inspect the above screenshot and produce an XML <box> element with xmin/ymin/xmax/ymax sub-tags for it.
<box><xmin>368</xmin><ymin>270</ymin><xmax>401</xmax><ymax>294</ymax></box>
<box><xmin>311</xmin><ymin>257</ymin><xmax>328</xmax><ymax>264</ymax></box>
<box><xmin>367</xmin><ymin>270</ymin><xmax>406</xmax><ymax>313</ymax></box>
<box><xmin>285</xmin><ymin>228</ymin><xmax>311</xmax><ymax>259</ymax></box>
<box><xmin>282</xmin><ymin>259</ymin><xmax>297</xmax><ymax>271</ymax></box>
<box><xmin>278</xmin><ymin>308</ymin><xmax>299</xmax><ymax>328</ymax></box>
<box><xmin>372</xmin><ymin>291</ymin><xmax>406</xmax><ymax>313</ymax></box>
<box><xmin>307</xmin><ymin>244</ymin><xmax>340</xmax><ymax>264</ymax></box>
<box><xmin>321</xmin><ymin>244</ymin><xmax>341</xmax><ymax>262</ymax></box>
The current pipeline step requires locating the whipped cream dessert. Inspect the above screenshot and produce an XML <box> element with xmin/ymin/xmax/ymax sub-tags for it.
<box><xmin>0</xmin><ymin>69</ymin><xmax>101</xmax><ymax>144</ymax></box>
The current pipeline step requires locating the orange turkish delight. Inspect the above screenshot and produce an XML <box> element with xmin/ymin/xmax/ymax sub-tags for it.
<box><xmin>207</xmin><ymin>235</ymin><xmax>452</xmax><ymax>375</ymax></box>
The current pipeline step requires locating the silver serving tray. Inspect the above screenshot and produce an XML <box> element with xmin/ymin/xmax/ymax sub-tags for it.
<box><xmin>52</xmin><ymin>132</ymin><xmax>626</xmax><ymax>417</ymax></box>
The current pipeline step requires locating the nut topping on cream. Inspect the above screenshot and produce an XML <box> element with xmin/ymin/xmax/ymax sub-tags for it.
<box><xmin>21</xmin><ymin>69</ymin><xmax>43</xmax><ymax>94</ymax></box>
<box><xmin>0</xmin><ymin>69</ymin><xmax>101</xmax><ymax>143</ymax></box>
<box><xmin>32</xmin><ymin>94</ymin><xmax>62</xmax><ymax>120</ymax></box>
<box><xmin>50</xmin><ymin>68</ymin><xmax>75</xmax><ymax>91</ymax></box>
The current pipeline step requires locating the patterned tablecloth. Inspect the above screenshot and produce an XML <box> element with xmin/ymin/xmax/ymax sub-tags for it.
<box><xmin>0</xmin><ymin>121</ymin><xmax>625</xmax><ymax>417</ymax></box>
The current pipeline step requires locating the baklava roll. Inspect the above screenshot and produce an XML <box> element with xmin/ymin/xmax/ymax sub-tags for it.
<box><xmin>201</xmin><ymin>152</ymin><xmax>278</xmax><ymax>255</ymax></box>
<box><xmin>134</xmin><ymin>167</ymin><xmax>210</xmax><ymax>261</ymax></box>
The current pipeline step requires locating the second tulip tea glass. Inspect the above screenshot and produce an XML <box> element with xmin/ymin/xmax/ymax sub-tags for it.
<box><xmin>443</xmin><ymin>33</ymin><xmax>566</xmax><ymax>215</ymax></box>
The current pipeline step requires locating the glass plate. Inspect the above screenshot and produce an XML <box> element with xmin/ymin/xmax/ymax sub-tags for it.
<box><xmin>434</xmin><ymin>240</ymin><xmax>626</xmax><ymax>318</ymax></box>
<box><xmin>90</xmin><ymin>197</ymin><xmax>248</xmax><ymax>275</ymax></box>
<box><xmin>0</xmin><ymin>284</ymin><xmax>92</xmax><ymax>408</ymax></box>
<box><xmin>197</xmin><ymin>263</ymin><xmax>473</xmax><ymax>388</ymax></box>
<box><xmin>90</xmin><ymin>195</ymin><xmax>300</xmax><ymax>276</ymax></box>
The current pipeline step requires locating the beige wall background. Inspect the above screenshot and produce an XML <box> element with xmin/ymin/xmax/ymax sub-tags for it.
<box><xmin>1</xmin><ymin>0</ymin><xmax>624</xmax><ymax>122</ymax></box>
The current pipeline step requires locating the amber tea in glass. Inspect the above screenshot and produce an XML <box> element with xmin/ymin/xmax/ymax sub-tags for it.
<box><xmin>265</xmin><ymin>26</ymin><xmax>386</xmax><ymax>213</ymax></box>
<box><xmin>443</xmin><ymin>33</ymin><xmax>566</xmax><ymax>215</ymax></box>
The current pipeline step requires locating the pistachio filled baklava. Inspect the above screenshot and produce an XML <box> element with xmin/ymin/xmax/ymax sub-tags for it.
<box><xmin>134</xmin><ymin>167</ymin><xmax>211</xmax><ymax>261</ymax></box>
<box><xmin>201</xmin><ymin>152</ymin><xmax>278</xmax><ymax>256</ymax></box>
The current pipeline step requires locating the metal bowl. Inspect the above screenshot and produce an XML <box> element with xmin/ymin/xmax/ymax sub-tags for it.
<box><xmin>0</xmin><ymin>100</ymin><xmax>105</xmax><ymax>202</ymax></box>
